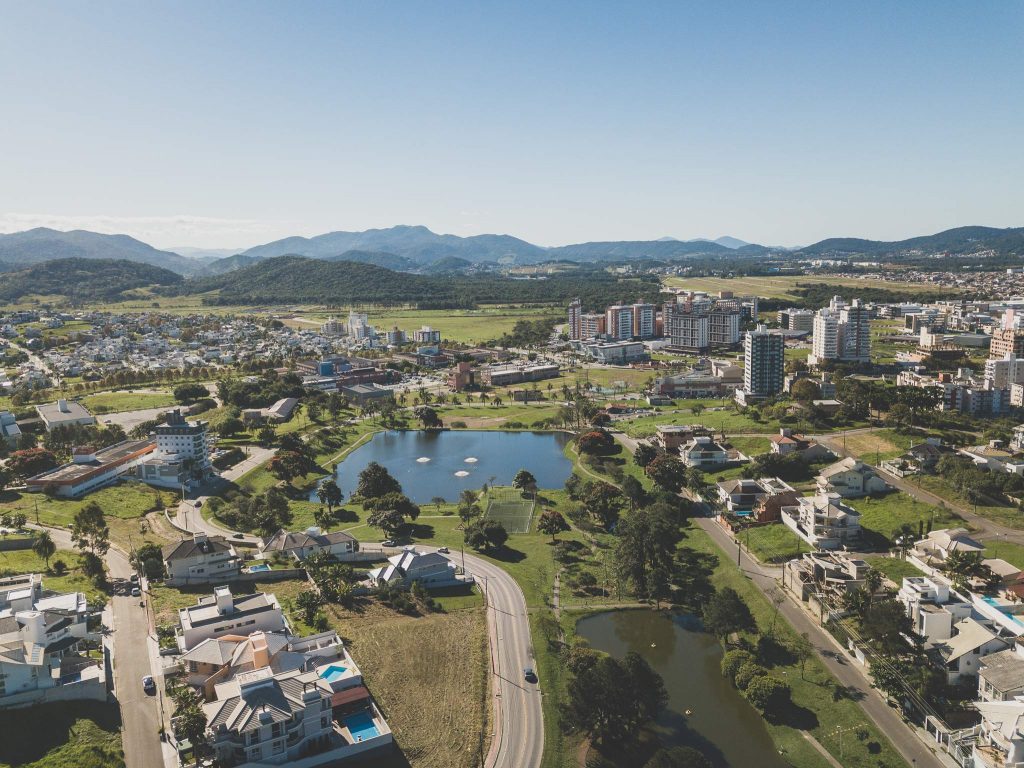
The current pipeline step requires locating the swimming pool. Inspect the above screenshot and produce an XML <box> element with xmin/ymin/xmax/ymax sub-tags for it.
<box><xmin>248</xmin><ymin>563</ymin><xmax>271</xmax><ymax>572</ymax></box>
<box><xmin>344</xmin><ymin>711</ymin><xmax>380</xmax><ymax>741</ymax></box>
<box><xmin>318</xmin><ymin>664</ymin><xmax>348</xmax><ymax>683</ymax></box>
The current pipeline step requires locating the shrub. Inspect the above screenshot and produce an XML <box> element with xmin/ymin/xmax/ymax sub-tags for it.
<box><xmin>744</xmin><ymin>674</ymin><xmax>791</xmax><ymax>712</ymax></box>
<box><xmin>720</xmin><ymin>649</ymin><xmax>755</xmax><ymax>682</ymax></box>
<box><xmin>734</xmin><ymin>661</ymin><xmax>767</xmax><ymax>691</ymax></box>
<box><xmin>51</xmin><ymin>558</ymin><xmax>68</xmax><ymax>575</ymax></box>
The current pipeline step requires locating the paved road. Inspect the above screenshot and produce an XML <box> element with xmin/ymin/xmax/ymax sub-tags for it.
<box><xmin>697</xmin><ymin>517</ymin><xmax>947</xmax><ymax>768</ymax></box>
<box><xmin>33</xmin><ymin>525</ymin><xmax>164</xmax><ymax>768</ymax></box>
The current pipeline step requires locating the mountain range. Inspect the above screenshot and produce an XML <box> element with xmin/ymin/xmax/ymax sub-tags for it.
<box><xmin>1</xmin><ymin>224</ymin><xmax>1023</xmax><ymax>277</ymax></box>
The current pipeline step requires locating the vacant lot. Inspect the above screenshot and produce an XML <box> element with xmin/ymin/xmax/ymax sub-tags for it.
<box><xmin>742</xmin><ymin>523</ymin><xmax>805</xmax><ymax>563</ymax></box>
<box><xmin>82</xmin><ymin>390</ymin><xmax>176</xmax><ymax>414</ymax></box>
<box><xmin>340</xmin><ymin>608</ymin><xmax>488</xmax><ymax>768</ymax></box>
<box><xmin>864</xmin><ymin>555</ymin><xmax>924</xmax><ymax>584</ymax></box>
<box><xmin>837</xmin><ymin>429</ymin><xmax>907</xmax><ymax>462</ymax></box>
<box><xmin>846</xmin><ymin>491</ymin><xmax>964</xmax><ymax>549</ymax></box>
<box><xmin>0</xmin><ymin>547</ymin><xmax>107</xmax><ymax>604</ymax></box>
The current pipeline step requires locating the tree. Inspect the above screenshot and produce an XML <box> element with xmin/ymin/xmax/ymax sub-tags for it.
<box><xmin>633</xmin><ymin>443</ymin><xmax>657</xmax><ymax>468</ymax></box>
<box><xmin>944</xmin><ymin>550</ymin><xmax>995</xmax><ymax>591</ymax></box>
<box><xmin>791</xmin><ymin>632</ymin><xmax>814</xmax><ymax>680</ymax></box>
<box><xmin>463</xmin><ymin>520</ymin><xmax>489</xmax><ymax>551</ymax></box>
<box><xmin>173</xmin><ymin>700</ymin><xmax>208</xmax><ymax>759</ymax></box>
<box><xmin>414</xmin><ymin>405</ymin><xmax>442</xmax><ymax>430</ymax></box>
<box><xmin>615</xmin><ymin>504</ymin><xmax>682</xmax><ymax>604</ymax></box>
<box><xmin>645</xmin><ymin>747</ymin><xmax>711</xmax><ymax>768</ymax></box>
<box><xmin>513</xmin><ymin>469</ymin><xmax>537</xmax><ymax>494</ymax></box>
<box><xmin>268</xmin><ymin>450</ymin><xmax>311</xmax><ymax>484</ymax></box>
<box><xmin>620</xmin><ymin>475</ymin><xmax>646</xmax><ymax>510</ymax></box>
<box><xmin>316</xmin><ymin>478</ymin><xmax>343</xmax><ymax>513</ymax></box>
<box><xmin>131</xmin><ymin>542</ymin><xmax>166</xmax><ymax>580</ymax></box>
<box><xmin>562</xmin><ymin>652</ymin><xmax>667</xmax><ymax>745</ymax></box>
<box><xmin>173</xmin><ymin>383</ymin><xmax>209</xmax><ymax>404</ymax></box>
<box><xmin>71</xmin><ymin>502</ymin><xmax>110</xmax><ymax>557</ymax></box>
<box><xmin>463</xmin><ymin>519</ymin><xmax>508</xmax><ymax>551</ymax></box>
<box><xmin>32</xmin><ymin>531</ymin><xmax>56</xmax><ymax>570</ymax></box>
<box><xmin>357</xmin><ymin>461</ymin><xmax>402</xmax><ymax>499</ymax></box>
<box><xmin>582</xmin><ymin>481</ymin><xmax>625</xmax><ymax>529</ymax></box>
<box><xmin>721</xmin><ymin>649</ymin><xmax>756</xmax><ymax>681</ymax></box>
<box><xmin>216</xmin><ymin>416</ymin><xmax>245</xmax><ymax>437</ymax></box>
<box><xmin>745</xmin><ymin>675</ymin><xmax>791</xmax><ymax>712</ymax></box>
<box><xmin>702</xmin><ymin>587</ymin><xmax>756</xmax><ymax>640</ymax></box>
<box><xmin>578</xmin><ymin>430</ymin><xmax>614</xmax><ymax>455</ymax></box>
<box><xmin>8</xmin><ymin>448</ymin><xmax>58</xmax><ymax>477</ymax></box>
<box><xmin>790</xmin><ymin>379</ymin><xmax>821</xmax><ymax>403</ymax></box>
<box><xmin>537</xmin><ymin>509</ymin><xmax>570</xmax><ymax>541</ymax></box>
<box><xmin>295</xmin><ymin>591</ymin><xmax>325</xmax><ymax>625</ymax></box>
<box><xmin>861</xmin><ymin>599</ymin><xmax>915</xmax><ymax>655</ymax></box>
<box><xmin>646</xmin><ymin>454</ymin><xmax>687</xmax><ymax>493</ymax></box>
<box><xmin>365</xmin><ymin>493</ymin><xmax>420</xmax><ymax>536</ymax></box>
<box><xmin>733</xmin><ymin>661</ymin><xmax>767</xmax><ymax>690</ymax></box>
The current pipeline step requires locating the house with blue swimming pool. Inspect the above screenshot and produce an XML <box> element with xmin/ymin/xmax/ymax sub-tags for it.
<box><xmin>163</xmin><ymin>532</ymin><xmax>241</xmax><ymax>586</ymax></box>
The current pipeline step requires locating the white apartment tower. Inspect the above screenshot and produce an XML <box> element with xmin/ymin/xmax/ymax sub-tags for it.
<box><xmin>810</xmin><ymin>309</ymin><xmax>840</xmax><ymax>365</ymax></box>
<box><xmin>631</xmin><ymin>303</ymin><xmax>656</xmax><ymax>339</ymax></box>
<box><xmin>605</xmin><ymin>305</ymin><xmax>635</xmax><ymax>341</ymax></box>
<box><xmin>839</xmin><ymin>299</ymin><xmax>871</xmax><ymax>363</ymax></box>
<box><xmin>567</xmin><ymin>298</ymin><xmax>583</xmax><ymax>341</ymax></box>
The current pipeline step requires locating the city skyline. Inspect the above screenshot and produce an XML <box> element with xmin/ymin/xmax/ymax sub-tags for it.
<box><xmin>1</xmin><ymin>2</ymin><xmax>1022</xmax><ymax>249</ymax></box>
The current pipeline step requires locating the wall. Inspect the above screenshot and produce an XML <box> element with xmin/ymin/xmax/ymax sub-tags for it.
<box><xmin>0</xmin><ymin>536</ymin><xmax>34</xmax><ymax>552</ymax></box>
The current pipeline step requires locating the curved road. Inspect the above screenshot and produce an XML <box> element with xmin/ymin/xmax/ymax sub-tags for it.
<box><xmin>180</xmin><ymin>508</ymin><xmax>543</xmax><ymax>768</ymax></box>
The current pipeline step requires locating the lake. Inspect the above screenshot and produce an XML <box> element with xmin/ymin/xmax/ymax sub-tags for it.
<box><xmin>319</xmin><ymin>429</ymin><xmax>574</xmax><ymax>503</ymax></box>
<box><xmin>576</xmin><ymin>610</ymin><xmax>789</xmax><ymax>768</ymax></box>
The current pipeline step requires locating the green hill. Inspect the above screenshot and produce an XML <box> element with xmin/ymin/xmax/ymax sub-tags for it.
<box><xmin>0</xmin><ymin>258</ymin><xmax>183</xmax><ymax>302</ymax></box>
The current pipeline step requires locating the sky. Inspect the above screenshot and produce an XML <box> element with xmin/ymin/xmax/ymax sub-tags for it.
<box><xmin>0</xmin><ymin>1</ymin><xmax>1022</xmax><ymax>250</ymax></box>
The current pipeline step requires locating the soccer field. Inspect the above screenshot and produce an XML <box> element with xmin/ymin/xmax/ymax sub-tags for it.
<box><xmin>484</xmin><ymin>491</ymin><xmax>536</xmax><ymax>533</ymax></box>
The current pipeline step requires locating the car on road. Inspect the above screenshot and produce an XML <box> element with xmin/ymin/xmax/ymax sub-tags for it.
<box><xmin>233</xmin><ymin>533</ymin><xmax>245</xmax><ymax>539</ymax></box>
<box><xmin>142</xmin><ymin>675</ymin><xmax>156</xmax><ymax>694</ymax></box>
<box><xmin>523</xmin><ymin>667</ymin><xmax>536</xmax><ymax>682</ymax></box>
<box><xmin>382</xmin><ymin>540</ymin><xmax>396</xmax><ymax>547</ymax></box>
<box><xmin>130</xmin><ymin>587</ymin><xmax>141</xmax><ymax>597</ymax></box>
<box><xmin>129</xmin><ymin>573</ymin><xmax>139</xmax><ymax>583</ymax></box>
<box><xmin>437</xmin><ymin>546</ymin><xmax>449</xmax><ymax>554</ymax></box>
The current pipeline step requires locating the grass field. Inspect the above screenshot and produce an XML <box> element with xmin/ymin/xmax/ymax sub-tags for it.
<box><xmin>863</xmin><ymin>555</ymin><xmax>924</xmax><ymax>584</ymax></box>
<box><xmin>846</xmin><ymin>491</ymin><xmax>964</xmax><ymax>549</ymax></box>
<box><xmin>484</xmin><ymin>487</ymin><xmax>536</xmax><ymax>533</ymax></box>
<box><xmin>81</xmin><ymin>390</ymin><xmax>176</xmax><ymax>414</ymax></box>
<box><xmin>980</xmin><ymin>540</ymin><xmax>1024</xmax><ymax>570</ymax></box>
<box><xmin>911</xmin><ymin>475</ymin><xmax>1024</xmax><ymax>530</ymax></box>
<box><xmin>0</xmin><ymin>701</ymin><xmax>124</xmax><ymax>768</ymax></box>
<box><xmin>741</xmin><ymin>523</ymin><xmax>805</xmax><ymax>563</ymax></box>
<box><xmin>0</xmin><ymin>547</ymin><xmax>108</xmax><ymax>604</ymax></box>
<box><xmin>341</xmin><ymin>608</ymin><xmax>489</xmax><ymax>768</ymax></box>
<box><xmin>836</xmin><ymin>429</ymin><xmax>908</xmax><ymax>462</ymax></box>
<box><xmin>663</xmin><ymin>273</ymin><xmax>957</xmax><ymax>300</ymax></box>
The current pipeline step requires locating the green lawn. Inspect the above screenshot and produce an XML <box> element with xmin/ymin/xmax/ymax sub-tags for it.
<box><xmin>684</xmin><ymin>524</ymin><xmax>909</xmax><ymax>768</ymax></box>
<box><xmin>912</xmin><ymin>475</ymin><xmax>1024</xmax><ymax>530</ymax></box>
<box><xmin>0</xmin><ymin>701</ymin><xmax>124</xmax><ymax>768</ymax></box>
<box><xmin>845</xmin><ymin>491</ymin><xmax>964</xmax><ymax>549</ymax></box>
<box><xmin>0</xmin><ymin>482</ymin><xmax>167</xmax><ymax>525</ymax></box>
<box><xmin>741</xmin><ymin>523</ymin><xmax>805</xmax><ymax>563</ymax></box>
<box><xmin>981</xmin><ymin>540</ymin><xmax>1024</xmax><ymax>570</ymax></box>
<box><xmin>0</xmin><ymin>546</ymin><xmax>108</xmax><ymax>604</ymax></box>
<box><xmin>81</xmin><ymin>390</ymin><xmax>176</xmax><ymax>414</ymax></box>
<box><xmin>863</xmin><ymin>555</ymin><xmax>924</xmax><ymax>584</ymax></box>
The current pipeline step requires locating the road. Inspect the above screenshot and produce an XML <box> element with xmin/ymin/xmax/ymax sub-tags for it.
<box><xmin>697</xmin><ymin>517</ymin><xmax>947</xmax><ymax>768</ymax></box>
<box><xmin>33</xmin><ymin>525</ymin><xmax>164</xmax><ymax>768</ymax></box>
<box><xmin>176</xmin><ymin>509</ymin><xmax>543</xmax><ymax>768</ymax></box>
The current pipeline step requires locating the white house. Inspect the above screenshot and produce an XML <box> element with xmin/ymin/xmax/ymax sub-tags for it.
<box><xmin>911</xmin><ymin>528</ymin><xmax>984</xmax><ymax>566</ymax></box>
<box><xmin>715</xmin><ymin>477</ymin><xmax>795</xmax><ymax>514</ymax></box>
<box><xmin>769</xmin><ymin>428</ymin><xmax>833</xmax><ymax>461</ymax></box>
<box><xmin>926</xmin><ymin>617</ymin><xmax>1011</xmax><ymax>685</ymax></box>
<box><xmin>780</xmin><ymin>493</ymin><xmax>861</xmax><ymax>550</ymax></box>
<box><xmin>815</xmin><ymin>457</ymin><xmax>890</xmax><ymax>498</ymax></box>
<box><xmin>260</xmin><ymin>527</ymin><xmax>359</xmax><ymax>563</ymax></box>
<box><xmin>980</xmin><ymin>642</ymin><xmax>1024</xmax><ymax>703</ymax></box>
<box><xmin>366</xmin><ymin>547</ymin><xmax>459</xmax><ymax>589</ymax></box>
<box><xmin>971</xmin><ymin>697</ymin><xmax>1024</xmax><ymax>767</ymax></box>
<box><xmin>679</xmin><ymin>436</ymin><xmax>730</xmax><ymax>469</ymax></box>
<box><xmin>177</xmin><ymin>586</ymin><xmax>287</xmax><ymax>651</ymax></box>
<box><xmin>163</xmin><ymin>532</ymin><xmax>241</xmax><ymax>586</ymax></box>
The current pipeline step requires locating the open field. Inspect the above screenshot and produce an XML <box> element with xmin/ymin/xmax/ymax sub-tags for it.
<box><xmin>846</xmin><ymin>491</ymin><xmax>964</xmax><ymax>549</ymax></box>
<box><xmin>684</xmin><ymin>524</ymin><xmax>908</xmax><ymax>768</ymax></box>
<box><xmin>911</xmin><ymin>475</ymin><xmax>1024</xmax><ymax>530</ymax></box>
<box><xmin>864</xmin><ymin>555</ymin><xmax>924</xmax><ymax>584</ymax></box>
<box><xmin>82</xmin><ymin>389</ymin><xmax>176</xmax><ymax>414</ymax></box>
<box><xmin>340</xmin><ymin>609</ymin><xmax>488</xmax><ymax>768</ymax></box>
<box><xmin>663</xmin><ymin>273</ymin><xmax>959</xmax><ymax>300</ymax></box>
<box><xmin>0</xmin><ymin>701</ymin><xmax>124</xmax><ymax>768</ymax></box>
<box><xmin>835</xmin><ymin>429</ymin><xmax>907</xmax><ymax>462</ymax></box>
<box><xmin>741</xmin><ymin>522</ymin><xmax>805</xmax><ymax>563</ymax></box>
<box><xmin>0</xmin><ymin>482</ymin><xmax>167</xmax><ymax>524</ymax></box>
<box><xmin>0</xmin><ymin>546</ymin><xmax>108</xmax><ymax>604</ymax></box>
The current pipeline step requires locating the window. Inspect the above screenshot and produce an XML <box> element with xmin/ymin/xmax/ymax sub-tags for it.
<box><xmin>273</xmin><ymin>740</ymin><xmax>284</xmax><ymax>754</ymax></box>
<box><xmin>321</xmin><ymin>716</ymin><xmax>329</xmax><ymax>729</ymax></box>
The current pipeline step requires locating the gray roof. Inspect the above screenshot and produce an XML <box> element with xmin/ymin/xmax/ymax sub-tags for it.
<box><xmin>981</xmin><ymin>649</ymin><xmax>1024</xmax><ymax>693</ymax></box>
<box><xmin>261</xmin><ymin>528</ymin><xmax>355</xmax><ymax>554</ymax></box>
<box><xmin>163</xmin><ymin>536</ymin><xmax>234</xmax><ymax>562</ymax></box>
<box><xmin>183</xmin><ymin>593</ymin><xmax>278</xmax><ymax>628</ymax></box>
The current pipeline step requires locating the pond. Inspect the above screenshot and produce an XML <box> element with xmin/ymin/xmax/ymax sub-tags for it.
<box><xmin>576</xmin><ymin>610</ymin><xmax>789</xmax><ymax>768</ymax></box>
<box><xmin>317</xmin><ymin>429</ymin><xmax>574</xmax><ymax>504</ymax></box>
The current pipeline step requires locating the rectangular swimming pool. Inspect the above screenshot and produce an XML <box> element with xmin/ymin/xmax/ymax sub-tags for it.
<box><xmin>247</xmin><ymin>563</ymin><xmax>271</xmax><ymax>572</ymax></box>
<box><xmin>344</xmin><ymin>711</ymin><xmax>380</xmax><ymax>741</ymax></box>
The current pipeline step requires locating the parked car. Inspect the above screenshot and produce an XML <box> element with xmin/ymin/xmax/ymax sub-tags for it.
<box><xmin>437</xmin><ymin>546</ymin><xmax>449</xmax><ymax>554</ymax></box>
<box><xmin>382</xmin><ymin>540</ymin><xmax>396</xmax><ymax>547</ymax></box>
<box><xmin>129</xmin><ymin>573</ymin><xmax>139</xmax><ymax>583</ymax></box>
<box><xmin>523</xmin><ymin>667</ymin><xmax>536</xmax><ymax>682</ymax></box>
<box><xmin>142</xmin><ymin>675</ymin><xmax>156</xmax><ymax>693</ymax></box>
<box><xmin>131</xmin><ymin>587</ymin><xmax>141</xmax><ymax>597</ymax></box>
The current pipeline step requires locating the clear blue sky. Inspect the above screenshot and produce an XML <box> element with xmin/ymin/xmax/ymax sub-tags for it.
<box><xmin>1</xmin><ymin>1</ymin><xmax>1021</xmax><ymax>249</ymax></box>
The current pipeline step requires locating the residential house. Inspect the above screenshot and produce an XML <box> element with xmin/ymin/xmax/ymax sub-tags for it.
<box><xmin>815</xmin><ymin>457</ymin><xmax>890</xmax><ymax>498</ymax></box>
<box><xmin>365</xmin><ymin>547</ymin><xmax>459</xmax><ymax>589</ymax></box>
<box><xmin>178</xmin><ymin>586</ymin><xmax>288</xmax><ymax>651</ymax></box>
<box><xmin>0</xmin><ymin>411</ymin><xmax>21</xmax><ymax>447</ymax></box>
<box><xmin>972</xmin><ymin>697</ymin><xmax>1024</xmax><ymax>768</ymax></box>
<box><xmin>769</xmin><ymin>429</ymin><xmax>833</xmax><ymax>461</ymax></box>
<box><xmin>925</xmin><ymin>617</ymin><xmax>1011</xmax><ymax>685</ymax></box>
<box><xmin>679</xmin><ymin>436</ymin><xmax>730</xmax><ymax>469</ymax></box>
<box><xmin>655</xmin><ymin>424</ymin><xmax>710</xmax><ymax>451</ymax></box>
<box><xmin>260</xmin><ymin>528</ymin><xmax>359</xmax><ymax>563</ymax></box>
<box><xmin>780</xmin><ymin>493</ymin><xmax>861</xmax><ymax>550</ymax></box>
<box><xmin>980</xmin><ymin>642</ymin><xmax>1024</xmax><ymax>703</ymax></box>
<box><xmin>163</xmin><ymin>533</ymin><xmax>241</xmax><ymax>586</ymax></box>
<box><xmin>911</xmin><ymin>528</ymin><xmax>985</xmax><ymax>567</ymax></box>
<box><xmin>784</xmin><ymin>551</ymin><xmax>869</xmax><ymax>602</ymax></box>
<box><xmin>958</xmin><ymin>441</ymin><xmax>1024</xmax><ymax>475</ymax></box>
<box><xmin>880</xmin><ymin>439</ymin><xmax>945</xmax><ymax>477</ymax></box>
<box><xmin>715</xmin><ymin>477</ymin><xmax>797</xmax><ymax>520</ymax></box>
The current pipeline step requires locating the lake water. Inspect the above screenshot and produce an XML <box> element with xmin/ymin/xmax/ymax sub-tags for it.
<box><xmin>576</xmin><ymin>610</ymin><xmax>789</xmax><ymax>768</ymax></box>
<box><xmin>318</xmin><ymin>430</ymin><xmax>573</xmax><ymax>503</ymax></box>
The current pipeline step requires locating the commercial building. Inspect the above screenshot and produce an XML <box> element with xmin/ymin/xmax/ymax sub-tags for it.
<box><xmin>136</xmin><ymin>408</ymin><xmax>214</xmax><ymax>490</ymax></box>
<box><xmin>581</xmin><ymin>341</ymin><xmax>649</xmax><ymax>365</ymax></box>
<box><xmin>35</xmin><ymin>399</ymin><xmax>96</xmax><ymax>432</ymax></box>
<box><xmin>26</xmin><ymin>439</ymin><xmax>156</xmax><ymax>497</ymax></box>
<box><xmin>339</xmin><ymin>383</ymin><xmax>394</xmax><ymax>405</ymax></box>
<box><xmin>736</xmin><ymin>325</ymin><xmax>784</xmax><ymax>405</ymax></box>
<box><xmin>480</xmin><ymin>363</ymin><xmax>559</xmax><ymax>387</ymax></box>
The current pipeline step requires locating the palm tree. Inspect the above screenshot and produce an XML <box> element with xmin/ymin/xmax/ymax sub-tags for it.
<box><xmin>33</xmin><ymin>531</ymin><xmax>56</xmax><ymax>570</ymax></box>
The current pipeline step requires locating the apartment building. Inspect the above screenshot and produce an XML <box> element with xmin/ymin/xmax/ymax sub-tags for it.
<box><xmin>736</xmin><ymin>325</ymin><xmax>784</xmax><ymax>405</ymax></box>
<box><xmin>605</xmin><ymin>305</ymin><xmax>635</xmax><ymax>341</ymax></box>
<box><xmin>567</xmin><ymin>298</ymin><xmax>583</xmax><ymax>340</ymax></box>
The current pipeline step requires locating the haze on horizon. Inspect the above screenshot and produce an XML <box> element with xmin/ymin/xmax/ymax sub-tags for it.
<box><xmin>1</xmin><ymin>1</ymin><xmax>1021</xmax><ymax>251</ymax></box>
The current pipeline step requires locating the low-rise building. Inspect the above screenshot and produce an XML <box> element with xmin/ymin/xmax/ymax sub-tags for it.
<box><xmin>769</xmin><ymin>428</ymin><xmax>833</xmax><ymax>461</ymax></box>
<box><xmin>980</xmin><ymin>642</ymin><xmax>1024</xmax><ymax>703</ymax></box>
<box><xmin>912</xmin><ymin>528</ymin><xmax>985</xmax><ymax>566</ymax></box>
<box><xmin>580</xmin><ymin>341</ymin><xmax>649</xmax><ymax>365</ymax></box>
<box><xmin>0</xmin><ymin>411</ymin><xmax>22</xmax><ymax>447</ymax></box>
<box><xmin>815</xmin><ymin>457</ymin><xmax>890</xmax><ymax>498</ymax></box>
<box><xmin>26</xmin><ymin>440</ymin><xmax>156</xmax><ymax>497</ymax></box>
<box><xmin>480</xmin><ymin>363</ymin><xmax>559</xmax><ymax>387</ymax></box>
<box><xmin>339</xmin><ymin>383</ymin><xmax>394</xmax><ymax>406</ymax></box>
<box><xmin>163</xmin><ymin>532</ymin><xmax>241</xmax><ymax>586</ymax></box>
<box><xmin>679</xmin><ymin>436</ymin><xmax>729</xmax><ymax>469</ymax></box>
<box><xmin>365</xmin><ymin>547</ymin><xmax>459</xmax><ymax>589</ymax></box>
<box><xmin>781</xmin><ymin>493</ymin><xmax>861</xmax><ymax>550</ymax></box>
<box><xmin>260</xmin><ymin>527</ymin><xmax>359</xmax><ymax>562</ymax></box>
<box><xmin>715</xmin><ymin>477</ymin><xmax>796</xmax><ymax>519</ymax></box>
<box><xmin>178</xmin><ymin>586</ymin><xmax>288</xmax><ymax>651</ymax></box>
<box><xmin>654</xmin><ymin>424</ymin><xmax>710</xmax><ymax>451</ymax></box>
<box><xmin>35</xmin><ymin>399</ymin><xmax>96</xmax><ymax>432</ymax></box>
<box><xmin>785</xmin><ymin>551</ymin><xmax>869</xmax><ymax>601</ymax></box>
